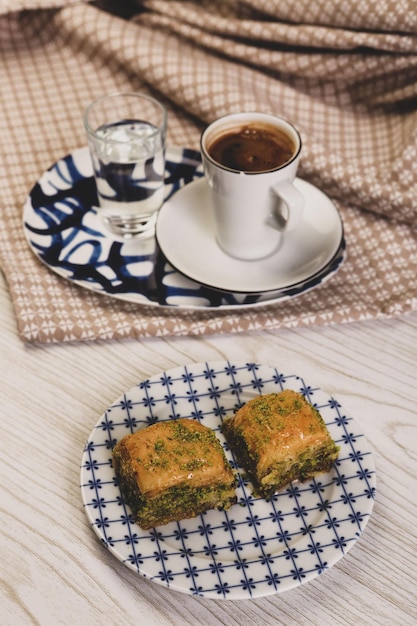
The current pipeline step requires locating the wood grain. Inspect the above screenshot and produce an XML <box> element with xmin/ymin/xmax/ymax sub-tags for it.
<box><xmin>1</xmin><ymin>271</ymin><xmax>416</xmax><ymax>626</ymax></box>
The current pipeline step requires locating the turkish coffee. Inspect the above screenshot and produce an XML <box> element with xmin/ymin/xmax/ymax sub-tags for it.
<box><xmin>207</xmin><ymin>123</ymin><xmax>296</xmax><ymax>173</ymax></box>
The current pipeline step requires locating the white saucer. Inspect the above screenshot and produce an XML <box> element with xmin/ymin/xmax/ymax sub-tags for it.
<box><xmin>156</xmin><ymin>177</ymin><xmax>344</xmax><ymax>293</ymax></box>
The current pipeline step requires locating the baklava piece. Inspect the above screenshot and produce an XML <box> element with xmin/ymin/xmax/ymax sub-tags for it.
<box><xmin>222</xmin><ymin>390</ymin><xmax>339</xmax><ymax>498</ymax></box>
<box><xmin>112</xmin><ymin>418</ymin><xmax>237</xmax><ymax>529</ymax></box>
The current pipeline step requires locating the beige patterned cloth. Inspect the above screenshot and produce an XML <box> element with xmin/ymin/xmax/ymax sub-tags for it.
<box><xmin>1</xmin><ymin>0</ymin><xmax>416</xmax><ymax>343</ymax></box>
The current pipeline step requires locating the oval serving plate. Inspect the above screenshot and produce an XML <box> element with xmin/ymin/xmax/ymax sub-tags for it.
<box><xmin>23</xmin><ymin>146</ymin><xmax>345</xmax><ymax>310</ymax></box>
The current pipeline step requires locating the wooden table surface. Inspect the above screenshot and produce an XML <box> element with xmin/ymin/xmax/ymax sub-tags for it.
<box><xmin>1</xmin><ymin>270</ymin><xmax>416</xmax><ymax>626</ymax></box>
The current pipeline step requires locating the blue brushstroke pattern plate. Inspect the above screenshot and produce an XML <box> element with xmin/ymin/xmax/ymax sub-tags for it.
<box><xmin>23</xmin><ymin>147</ymin><xmax>345</xmax><ymax>310</ymax></box>
<box><xmin>80</xmin><ymin>361</ymin><xmax>376</xmax><ymax>599</ymax></box>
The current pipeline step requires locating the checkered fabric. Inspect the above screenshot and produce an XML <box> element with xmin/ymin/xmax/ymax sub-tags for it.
<box><xmin>1</xmin><ymin>0</ymin><xmax>416</xmax><ymax>342</ymax></box>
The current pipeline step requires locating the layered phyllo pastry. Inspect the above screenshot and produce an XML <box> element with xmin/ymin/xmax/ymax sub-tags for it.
<box><xmin>113</xmin><ymin>418</ymin><xmax>237</xmax><ymax>529</ymax></box>
<box><xmin>222</xmin><ymin>390</ymin><xmax>339</xmax><ymax>498</ymax></box>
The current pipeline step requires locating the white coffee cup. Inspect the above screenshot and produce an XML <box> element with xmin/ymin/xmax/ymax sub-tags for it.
<box><xmin>200</xmin><ymin>112</ymin><xmax>304</xmax><ymax>261</ymax></box>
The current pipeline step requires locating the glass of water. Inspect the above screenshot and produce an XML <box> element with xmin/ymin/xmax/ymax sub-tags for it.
<box><xmin>84</xmin><ymin>92</ymin><xmax>167</xmax><ymax>239</ymax></box>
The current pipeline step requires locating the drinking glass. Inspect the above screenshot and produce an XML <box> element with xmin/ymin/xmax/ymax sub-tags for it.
<box><xmin>84</xmin><ymin>92</ymin><xmax>167</xmax><ymax>238</ymax></box>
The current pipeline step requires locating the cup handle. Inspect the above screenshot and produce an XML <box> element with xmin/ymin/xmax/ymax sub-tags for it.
<box><xmin>267</xmin><ymin>180</ymin><xmax>305</xmax><ymax>232</ymax></box>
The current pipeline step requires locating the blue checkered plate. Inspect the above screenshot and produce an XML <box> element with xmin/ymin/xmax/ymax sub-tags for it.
<box><xmin>80</xmin><ymin>361</ymin><xmax>376</xmax><ymax>599</ymax></box>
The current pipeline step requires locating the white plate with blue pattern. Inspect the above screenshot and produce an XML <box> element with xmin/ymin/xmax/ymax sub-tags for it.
<box><xmin>80</xmin><ymin>361</ymin><xmax>376</xmax><ymax>599</ymax></box>
<box><xmin>23</xmin><ymin>146</ymin><xmax>345</xmax><ymax>310</ymax></box>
